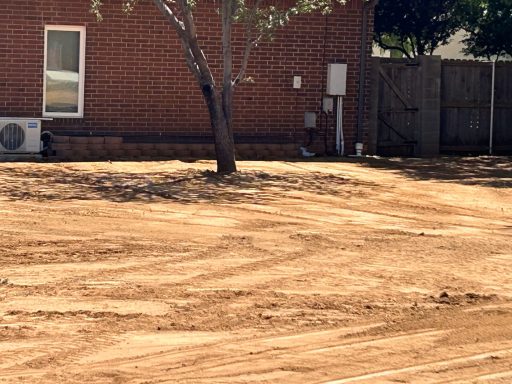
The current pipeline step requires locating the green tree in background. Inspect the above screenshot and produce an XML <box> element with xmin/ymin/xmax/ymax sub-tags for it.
<box><xmin>462</xmin><ymin>0</ymin><xmax>512</xmax><ymax>60</ymax></box>
<box><xmin>374</xmin><ymin>0</ymin><xmax>466</xmax><ymax>58</ymax></box>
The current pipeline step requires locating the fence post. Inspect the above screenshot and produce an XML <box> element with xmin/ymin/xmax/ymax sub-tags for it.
<box><xmin>489</xmin><ymin>60</ymin><xmax>496</xmax><ymax>155</ymax></box>
<box><xmin>367</xmin><ymin>57</ymin><xmax>380</xmax><ymax>155</ymax></box>
<box><xmin>418</xmin><ymin>56</ymin><xmax>441</xmax><ymax>156</ymax></box>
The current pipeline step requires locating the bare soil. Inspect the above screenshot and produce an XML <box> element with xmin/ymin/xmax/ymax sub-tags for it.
<box><xmin>1</xmin><ymin>157</ymin><xmax>511</xmax><ymax>384</ymax></box>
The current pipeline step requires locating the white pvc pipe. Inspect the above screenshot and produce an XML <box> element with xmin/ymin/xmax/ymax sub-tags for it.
<box><xmin>489</xmin><ymin>60</ymin><xmax>496</xmax><ymax>155</ymax></box>
<box><xmin>336</xmin><ymin>97</ymin><xmax>344</xmax><ymax>156</ymax></box>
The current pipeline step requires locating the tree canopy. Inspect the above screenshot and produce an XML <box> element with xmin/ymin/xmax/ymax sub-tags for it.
<box><xmin>462</xmin><ymin>0</ymin><xmax>512</xmax><ymax>60</ymax></box>
<box><xmin>374</xmin><ymin>0</ymin><xmax>466</xmax><ymax>58</ymax></box>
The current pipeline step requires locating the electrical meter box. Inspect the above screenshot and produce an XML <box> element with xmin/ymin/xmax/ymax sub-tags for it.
<box><xmin>304</xmin><ymin>112</ymin><xmax>316</xmax><ymax>128</ymax></box>
<box><xmin>322</xmin><ymin>97</ymin><xmax>333</xmax><ymax>113</ymax></box>
<box><xmin>326</xmin><ymin>63</ymin><xmax>347</xmax><ymax>96</ymax></box>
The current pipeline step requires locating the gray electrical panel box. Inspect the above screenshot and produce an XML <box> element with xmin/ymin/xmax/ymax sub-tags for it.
<box><xmin>304</xmin><ymin>112</ymin><xmax>316</xmax><ymax>128</ymax></box>
<box><xmin>322</xmin><ymin>97</ymin><xmax>333</xmax><ymax>113</ymax></box>
<box><xmin>326</xmin><ymin>63</ymin><xmax>347</xmax><ymax>96</ymax></box>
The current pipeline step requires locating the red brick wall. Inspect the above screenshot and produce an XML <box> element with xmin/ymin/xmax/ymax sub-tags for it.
<box><xmin>0</xmin><ymin>0</ymin><xmax>372</xmax><ymax>152</ymax></box>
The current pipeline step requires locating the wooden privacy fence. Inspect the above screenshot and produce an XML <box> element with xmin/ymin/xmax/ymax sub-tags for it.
<box><xmin>368</xmin><ymin>57</ymin><xmax>512</xmax><ymax>156</ymax></box>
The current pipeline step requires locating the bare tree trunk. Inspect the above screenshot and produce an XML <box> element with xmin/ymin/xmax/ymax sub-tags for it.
<box><xmin>216</xmin><ymin>0</ymin><xmax>237</xmax><ymax>173</ymax></box>
<box><xmin>201</xmin><ymin>84</ymin><xmax>237</xmax><ymax>174</ymax></box>
<box><xmin>207</xmin><ymin>95</ymin><xmax>237</xmax><ymax>174</ymax></box>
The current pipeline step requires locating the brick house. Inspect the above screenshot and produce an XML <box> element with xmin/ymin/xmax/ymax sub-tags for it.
<box><xmin>0</xmin><ymin>0</ymin><xmax>375</xmax><ymax>159</ymax></box>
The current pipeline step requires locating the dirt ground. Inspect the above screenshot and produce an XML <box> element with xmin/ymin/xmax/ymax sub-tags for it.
<box><xmin>1</xmin><ymin>157</ymin><xmax>511</xmax><ymax>383</ymax></box>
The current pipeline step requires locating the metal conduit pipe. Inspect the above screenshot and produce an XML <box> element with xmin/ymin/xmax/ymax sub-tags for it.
<box><xmin>489</xmin><ymin>59</ymin><xmax>496</xmax><ymax>155</ymax></box>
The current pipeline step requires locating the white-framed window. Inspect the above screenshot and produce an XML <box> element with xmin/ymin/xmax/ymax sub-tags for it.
<box><xmin>43</xmin><ymin>26</ymin><xmax>86</xmax><ymax>118</ymax></box>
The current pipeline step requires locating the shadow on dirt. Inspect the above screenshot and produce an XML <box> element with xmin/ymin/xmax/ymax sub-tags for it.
<box><xmin>1</xmin><ymin>157</ymin><xmax>509</xmax><ymax>204</ymax></box>
<box><xmin>357</xmin><ymin>156</ymin><xmax>512</xmax><ymax>188</ymax></box>
<box><xmin>0</xmin><ymin>165</ymin><xmax>375</xmax><ymax>204</ymax></box>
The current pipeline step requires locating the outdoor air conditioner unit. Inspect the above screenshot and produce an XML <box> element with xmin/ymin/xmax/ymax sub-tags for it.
<box><xmin>0</xmin><ymin>119</ymin><xmax>41</xmax><ymax>154</ymax></box>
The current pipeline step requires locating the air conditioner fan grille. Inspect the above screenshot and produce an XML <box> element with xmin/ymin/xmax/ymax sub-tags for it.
<box><xmin>0</xmin><ymin>123</ymin><xmax>25</xmax><ymax>151</ymax></box>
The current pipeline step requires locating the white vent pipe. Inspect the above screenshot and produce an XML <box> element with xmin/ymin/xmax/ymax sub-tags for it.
<box><xmin>336</xmin><ymin>96</ymin><xmax>344</xmax><ymax>156</ymax></box>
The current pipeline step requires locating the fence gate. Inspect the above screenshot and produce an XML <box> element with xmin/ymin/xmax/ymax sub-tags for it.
<box><xmin>369</xmin><ymin>58</ymin><xmax>421</xmax><ymax>156</ymax></box>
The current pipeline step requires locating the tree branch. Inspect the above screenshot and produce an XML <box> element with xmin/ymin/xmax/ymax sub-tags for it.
<box><xmin>408</xmin><ymin>36</ymin><xmax>417</xmax><ymax>58</ymax></box>
<box><xmin>151</xmin><ymin>0</ymin><xmax>202</xmax><ymax>81</ymax></box>
<box><xmin>233</xmin><ymin>0</ymin><xmax>263</xmax><ymax>86</ymax></box>
<box><xmin>176</xmin><ymin>0</ymin><xmax>215</xmax><ymax>86</ymax></box>
<box><xmin>222</xmin><ymin>0</ymin><xmax>234</xmax><ymax>91</ymax></box>
<box><xmin>222</xmin><ymin>0</ymin><xmax>235</xmax><ymax>139</ymax></box>
<box><xmin>375</xmin><ymin>34</ymin><xmax>412</xmax><ymax>59</ymax></box>
<box><xmin>151</xmin><ymin>0</ymin><xmax>185</xmax><ymax>38</ymax></box>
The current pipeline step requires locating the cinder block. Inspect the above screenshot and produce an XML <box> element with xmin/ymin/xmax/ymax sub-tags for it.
<box><xmin>105</xmin><ymin>136</ymin><xmax>123</xmax><ymax>144</ymax></box>
<box><xmin>124</xmin><ymin>149</ymin><xmax>142</xmax><ymax>158</ymax></box>
<box><xmin>123</xmin><ymin>143</ymin><xmax>139</xmax><ymax>150</ymax></box>
<box><xmin>138</xmin><ymin>143</ymin><xmax>155</xmax><ymax>152</ymax></box>
<box><xmin>52</xmin><ymin>143</ymin><xmax>72</xmax><ymax>151</ymax></box>
<box><xmin>242</xmin><ymin>150</ymin><xmax>256</xmax><ymax>160</ymax></box>
<box><xmin>188</xmin><ymin>143</ymin><xmax>203</xmax><ymax>152</ymax></box>
<box><xmin>256</xmin><ymin>149</ymin><xmax>271</xmax><ymax>159</ymax></box>
<box><xmin>53</xmin><ymin>135</ymin><xmax>70</xmax><ymax>144</ymax></box>
<box><xmin>108</xmin><ymin>149</ymin><xmax>126</xmax><ymax>159</ymax></box>
<box><xmin>284</xmin><ymin>149</ymin><xmax>299</xmax><ymax>158</ymax></box>
<box><xmin>156</xmin><ymin>145</ymin><xmax>174</xmax><ymax>157</ymax></box>
<box><xmin>89</xmin><ymin>145</ymin><xmax>107</xmax><ymax>153</ymax></box>
<box><xmin>204</xmin><ymin>148</ymin><xmax>216</xmax><ymax>159</ymax></box>
<box><xmin>73</xmin><ymin>149</ymin><xmax>92</xmax><ymax>159</ymax></box>
<box><xmin>69</xmin><ymin>136</ymin><xmax>89</xmax><ymax>144</ymax></box>
<box><xmin>174</xmin><ymin>148</ymin><xmax>191</xmax><ymax>158</ymax></box>
<box><xmin>71</xmin><ymin>143</ymin><xmax>89</xmax><ymax>151</ymax></box>
<box><xmin>56</xmin><ymin>149</ymin><xmax>74</xmax><ymax>159</ymax></box>
<box><xmin>154</xmin><ymin>143</ymin><xmax>172</xmax><ymax>150</ymax></box>
<box><xmin>90</xmin><ymin>149</ymin><xmax>109</xmax><ymax>159</ymax></box>
<box><xmin>236</xmin><ymin>144</ymin><xmax>251</xmax><ymax>151</ymax></box>
<box><xmin>267</xmin><ymin>147</ymin><xmax>282</xmax><ymax>158</ymax></box>
<box><xmin>143</xmin><ymin>149</ymin><xmax>160</xmax><ymax>158</ymax></box>
<box><xmin>87</xmin><ymin>136</ymin><xmax>105</xmax><ymax>144</ymax></box>
<box><xmin>192</xmin><ymin>149</ymin><xmax>209</xmax><ymax>159</ymax></box>
<box><xmin>105</xmin><ymin>142</ymin><xmax>122</xmax><ymax>150</ymax></box>
<box><xmin>281</xmin><ymin>143</ymin><xmax>297</xmax><ymax>152</ymax></box>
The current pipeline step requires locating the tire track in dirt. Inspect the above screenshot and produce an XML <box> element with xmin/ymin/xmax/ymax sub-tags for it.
<box><xmin>171</xmin><ymin>249</ymin><xmax>311</xmax><ymax>289</ymax></box>
<box><xmin>7</xmin><ymin>244</ymin><xmax>228</xmax><ymax>292</ymax></box>
<box><xmin>118</xmin><ymin>306</ymin><xmax>512</xmax><ymax>383</ymax></box>
<box><xmin>75</xmin><ymin>323</ymin><xmax>386</xmax><ymax>370</ymax></box>
<box><xmin>0</xmin><ymin>333</ymin><xmax>122</xmax><ymax>377</ymax></box>
<box><xmin>320</xmin><ymin>348</ymin><xmax>512</xmax><ymax>384</ymax></box>
<box><xmin>452</xmin><ymin>369</ymin><xmax>512</xmax><ymax>383</ymax></box>
<box><xmin>0</xmin><ymin>321</ymin><xmax>145</xmax><ymax>384</ymax></box>
<box><xmin>277</xmin><ymin>161</ymin><xmax>511</xmax><ymax>233</ymax></box>
<box><xmin>435</xmin><ymin>367</ymin><xmax>512</xmax><ymax>383</ymax></box>
<box><xmin>150</xmin><ymin>340</ymin><xmax>512</xmax><ymax>384</ymax></box>
<box><xmin>229</xmin><ymin>194</ymin><xmax>509</xmax><ymax>239</ymax></box>
<box><xmin>70</xmin><ymin>327</ymin><xmax>449</xmax><ymax>383</ymax></box>
<box><xmin>162</xmin><ymin>329</ymin><xmax>447</xmax><ymax>381</ymax></box>
<box><xmin>65</xmin><ymin>245</ymin><xmax>269</xmax><ymax>296</ymax></box>
<box><xmin>56</xmin><ymin>333</ymin><xmax>129</xmax><ymax>366</ymax></box>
